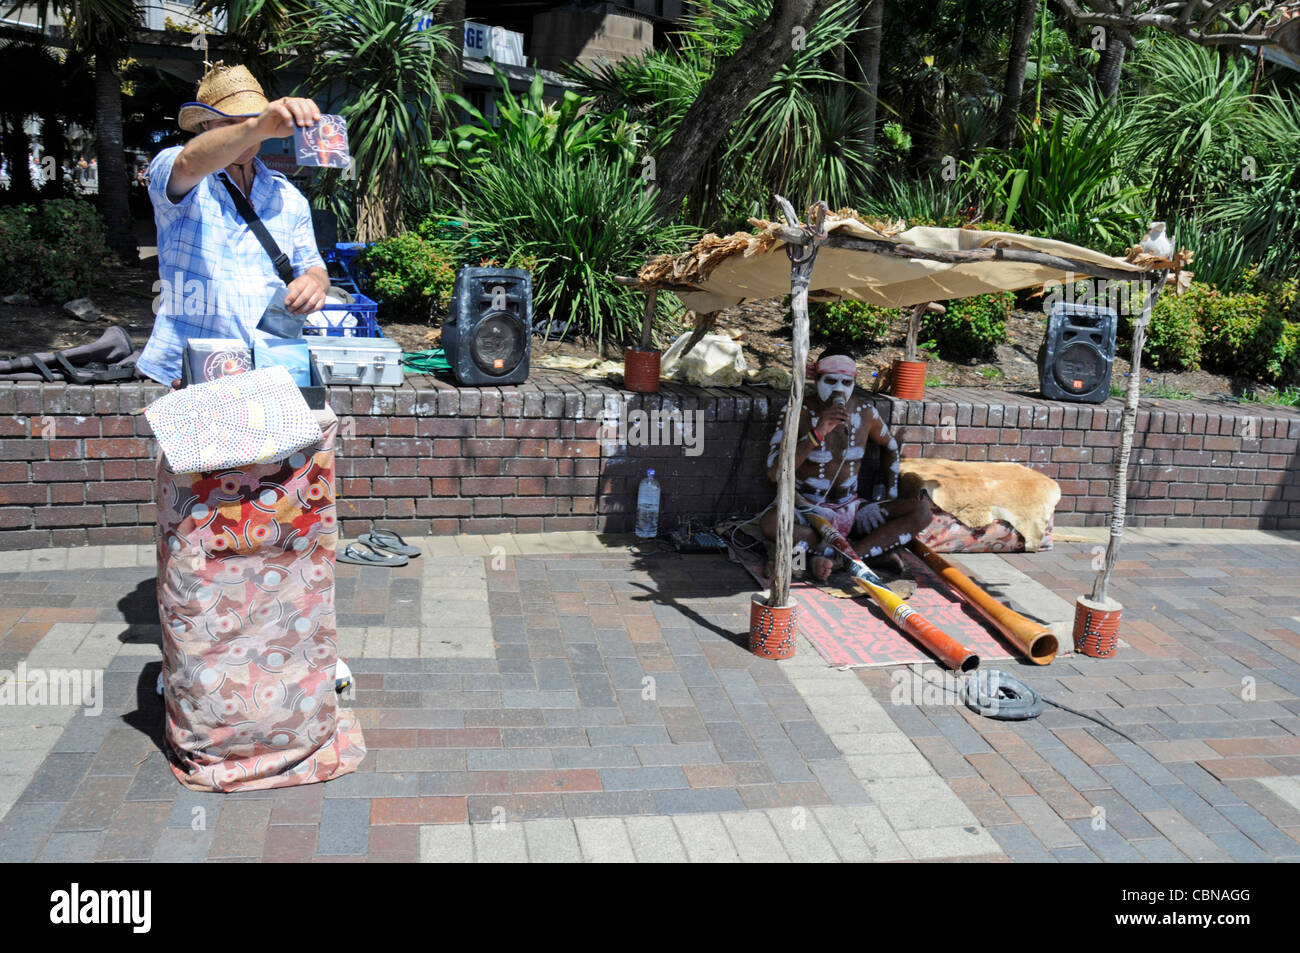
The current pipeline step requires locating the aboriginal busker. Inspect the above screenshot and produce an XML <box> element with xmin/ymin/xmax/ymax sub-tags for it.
<box><xmin>137</xmin><ymin>62</ymin><xmax>329</xmax><ymax>387</ymax></box>
<box><xmin>759</xmin><ymin>347</ymin><xmax>931</xmax><ymax>581</ymax></box>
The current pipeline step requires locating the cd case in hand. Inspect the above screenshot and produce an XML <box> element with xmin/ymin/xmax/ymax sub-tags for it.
<box><xmin>293</xmin><ymin>114</ymin><xmax>351</xmax><ymax>169</ymax></box>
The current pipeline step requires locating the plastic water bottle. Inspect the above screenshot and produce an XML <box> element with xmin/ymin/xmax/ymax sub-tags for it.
<box><xmin>635</xmin><ymin>469</ymin><xmax>660</xmax><ymax>539</ymax></box>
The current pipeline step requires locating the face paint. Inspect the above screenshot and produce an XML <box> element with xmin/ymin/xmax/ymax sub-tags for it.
<box><xmin>817</xmin><ymin>373</ymin><xmax>855</xmax><ymax>405</ymax></box>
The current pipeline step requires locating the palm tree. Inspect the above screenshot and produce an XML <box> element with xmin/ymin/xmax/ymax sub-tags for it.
<box><xmin>12</xmin><ymin>0</ymin><xmax>141</xmax><ymax>258</ymax></box>
<box><xmin>277</xmin><ymin>0</ymin><xmax>458</xmax><ymax>241</ymax></box>
<box><xmin>194</xmin><ymin>0</ymin><xmax>309</xmax><ymax>87</ymax></box>
<box><xmin>995</xmin><ymin>0</ymin><xmax>1038</xmax><ymax>147</ymax></box>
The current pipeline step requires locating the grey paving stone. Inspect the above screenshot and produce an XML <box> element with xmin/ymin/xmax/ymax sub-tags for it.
<box><xmin>319</xmin><ymin>770</ymin><xmax>423</xmax><ymax>797</ymax></box>
<box><xmin>166</xmin><ymin>789</ymin><xmax>225</xmax><ymax>830</ymax></box>
<box><xmin>501</xmin><ymin>690</ymin><xmax>578</xmax><ymax>709</ymax></box>
<box><xmin>1109</xmin><ymin>742</ymin><xmax>1181</xmax><ymax>786</ymax></box>
<box><xmin>598</xmin><ymin>766</ymin><xmax>689</xmax><ymax>791</ymax></box>
<box><xmin>37</xmin><ymin>830</ymin><xmax>105</xmax><ymax>863</ymax></box>
<box><xmin>501</xmin><ymin>726</ymin><xmax>589</xmax><ymax>748</ymax></box>
<box><xmin>15</xmin><ymin>751</ymin><xmax>94</xmax><ymax>804</ymax></box>
<box><xmin>634</xmin><ymin>742</ymin><xmax>721</xmax><ymax>766</ymax></box>
<box><xmin>927</xmin><ymin>709</ymin><xmax>994</xmax><ymax>755</ymax></box>
<box><xmin>574</xmin><ymin>672</ymin><xmax>618</xmax><ymax>708</ymax></box>
<box><xmin>49</xmin><ymin>713</ymin><xmax>117</xmax><ymax>753</ymax></box>
<box><xmin>151</xmin><ymin>827</ymin><xmax>215</xmax><ymax>863</ymax></box>
<box><xmin>1093</xmin><ymin>763</ymin><xmax>1172</xmax><ymax>813</ymax></box>
<box><xmin>1207</xmin><ymin>829</ymin><xmax>1275</xmax><ymax>863</ymax></box>
<box><xmin>706</xmin><ymin>722</ymin><xmax>761</xmax><ymax>763</ymax></box>
<box><xmin>783</xmin><ymin>720</ymin><xmax>843</xmax><ymax>761</ymax></box>
<box><xmin>615</xmin><ymin>690</ymin><xmax>667</xmax><ymax>725</ymax></box>
<box><xmin>676</xmin><ymin>655</ymin><xmax>720</xmax><ymax>688</ymax></box>
<box><xmin>1164</xmin><ymin>761</ymin><xmax>1246</xmax><ymax>807</ymax></box>
<box><xmin>54</xmin><ymin>774</ymin><xmax>133</xmax><ymax>832</ymax></box>
<box><xmin>467</xmin><ymin>749</ymin><xmax>554</xmax><ymax>771</ymax></box>
<box><xmin>561</xmin><ymin>790</ymin><xmax>657</xmax><ymax>818</ymax></box>
<box><xmin>605</xmin><ymin>657</ymin><xmax>646</xmax><ymax>691</ymax></box>
<box><xmin>717</xmin><ymin>669</ymin><xmax>766</xmax><ymax>706</ymax></box>
<box><xmin>587</xmin><ymin>726</ymin><xmax>670</xmax><ymax>747</ymax></box>
<box><xmin>653</xmin><ymin>787</ymin><xmax>746</xmax><ymax>815</ymax></box>
<box><xmin>0</xmin><ymin>801</ymin><xmax>63</xmax><ymax>862</ymax></box>
<box><xmin>733</xmin><ymin>703</ymin><xmax>787</xmax><ymax>740</ymax></box>
<box><xmin>1066</xmin><ymin>819</ymin><xmax>1146</xmax><ymax>862</ymax></box>
<box><xmin>755</xmin><ymin>737</ymin><xmax>817</xmax><ymax>783</ymax></box>
<box><xmin>808</xmin><ymin>760</ymin><xmax>872</xmax><ymax>805</ymax></box>
<box><xmin>1051</xmin><ymin>845</ymin><xmax>1101</xmax><ymax>862</ymax></box>
<box><xmin>988</xmin><ymin>823</ymin><xmax>1056</xmax><ymax>863</ymax></box>
<box><xmin>1151</xmin><ymin>784</ymin><xmax>1234</xmax><ymax>835</ymax></box>
<box><xmin>1130</xmin><ymin>837</ymin><xmax>1190</xmax><ymax>863</ymax></box>
<box><xmin>1217</xmin><ymin>803</ymin><xmax>1300</xmax><ymax>858</ymax></box>
<box><xmin>552</xmin><ymin>746</ymin><xmax>640</xmax><ymax>770</ymax></box>
<box><xmin>316</xmin><ymin>797</ymin><xmax>370</xmax><ymax>855</ymax></box>
<box><xmin>567</xmin><ymin>643</ymin><xmax>606</xmax><ymax>674</ymax></box>
<box><xmin>639</xmin><ymin>671</ymin><xmax>690</xmax><ymax>706</ymax></box>
<box><xmin>688</xmin><ymin>686</ymin><xmax>740</xmax><ymax>723</ymax></box>
<box><xmin>542</xmin><ymin>708</ymin><xmax>623</xmax><ymax>727</ymax></box>
<box><xmin>123</xmin><ymin>752</ymin><xmax>181</xmax><ymax>802</ymax></box>
<box><xmin>1038</xmin><ymin>741</ymin><xmax>1109</xmax><ymax>791</ymax></box>
<box><xmin>1084</xmin><ymin>790</ymin><xmax>1162</xmax><ymax>841</ymax></box>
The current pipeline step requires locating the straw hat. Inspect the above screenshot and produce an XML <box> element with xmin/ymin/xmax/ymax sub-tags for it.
<box><xmin>177</xmin><ymin>62</ymin><xmax>269</xmax><ymax>133</ymax></box>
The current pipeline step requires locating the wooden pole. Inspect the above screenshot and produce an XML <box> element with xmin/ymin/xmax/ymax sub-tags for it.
<box><xmin>769</xmin><ymin>197</ymin><xmax>828</xmax><ymax>609</ymax></box>
<box><xmin>639</xmin><ymin>288</ymin><xmax>658</xmax><ymax>352</ymax></box>
<box><xmin>904</xmin><ymin>303</ymin><xmax>926</xmax><ymax>363</ymax></box>
<box><xmin>1090</xmin><ymin>270</ymin><xmax>1171</xmax><ymax>605</ymax></box>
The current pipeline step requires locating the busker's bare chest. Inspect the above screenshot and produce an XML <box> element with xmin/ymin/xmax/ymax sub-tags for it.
<box><xmin>796</xmin><ymin>403</ymin><xmax>871</xmax><ymax>492</ymax></box>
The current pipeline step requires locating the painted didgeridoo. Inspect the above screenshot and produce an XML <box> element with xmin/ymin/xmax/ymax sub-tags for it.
<box><xmin>908</xmin><ymin>540</ymin><xmax>1059</xmax><ymax>665</ymax></box>
<box><xmin>803</xmin><ymin>509</ymin><xmax>979</xmax><ymax>672</ymax></box>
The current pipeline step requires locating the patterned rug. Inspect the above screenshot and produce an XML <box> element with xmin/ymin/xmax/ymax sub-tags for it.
<box><xmin>729</xmin><ymin>539</ymin><xmax>1015</xmax><ymax>668</ymax></box>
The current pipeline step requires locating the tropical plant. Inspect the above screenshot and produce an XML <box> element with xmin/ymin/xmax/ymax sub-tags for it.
<box><xmin>565</xmin><ymin>0</ymin><xmax>868</xmax><ymax>227</ymax></box>
<box><xmin>429</xmin><ymin>69</ymin><xmax>643</xmax><ymax>172</ymax></box>
<box><xmin>922</xmin><ymin>291</ymin><xmax>1014</xmax><ymax>360</ymax></box>
<box><xmin>278</xmin><ymin>0</ymin><xmax>457</xmax><ymax>241</ymax></box>
<box><xmin>356</xmin><ymin>231</ymin><xmax>457</xmax><ymax>323</ymax></box>
<box><xmin>966</xmin><ymin>108</ymin><xmax>1146</xmax><ymax>250</ymax></box>
<box><xmin>450</xmin><ymin>140</ymin><xmax>692</xmax><ymax>352</ymax></box>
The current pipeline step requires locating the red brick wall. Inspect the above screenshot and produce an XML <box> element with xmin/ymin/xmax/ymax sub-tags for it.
<box><xmin>1</xmin><ymin>375</ymin><xmax>1297</xmax><ymax>550</ymax></box>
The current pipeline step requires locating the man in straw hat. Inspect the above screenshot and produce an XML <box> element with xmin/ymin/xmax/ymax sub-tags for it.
<box><xmin>138</xmin><ymin>63</ymin><xmax>330</xmax><ymax>386</ymax></box>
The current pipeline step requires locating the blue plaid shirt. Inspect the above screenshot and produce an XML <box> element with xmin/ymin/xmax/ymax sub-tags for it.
<box><xmin>138</xmin><ymin>145</ymin><xmax>325</xmax><ymax>384</ymax></box>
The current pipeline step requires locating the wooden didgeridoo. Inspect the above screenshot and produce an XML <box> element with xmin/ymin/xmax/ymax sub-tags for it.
<box><xmin>909</xmin><ymin>539</ymin><xmax>1059</xmax><ymax>665</ymax></box>
<box><xmin>803</xmin><ymin>510</ymin><xmax>979</xmax><ymax>672</ymax></box>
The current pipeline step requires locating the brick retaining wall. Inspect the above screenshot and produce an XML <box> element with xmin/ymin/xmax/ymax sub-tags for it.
<box><xmin>1</xmin><ymin>374</ymin><xmax>1297</xmax><ymax>550</ymax></box>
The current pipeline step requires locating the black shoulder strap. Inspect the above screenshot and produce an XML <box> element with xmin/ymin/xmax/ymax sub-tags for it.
<box><xmin>218</xmin><ymin>173</ymin><xmax>294</xmax><ymax>285</ymax></box>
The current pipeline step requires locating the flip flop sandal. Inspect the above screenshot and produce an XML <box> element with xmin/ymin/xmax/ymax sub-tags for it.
<box><xmin>337</xmin><ymin>541</ymin><xmax>409</xmax><ymax>566</ymax></box>
<box><xmin>358</xmin><ymin>528</ymin><xmax>422</xmax><ymax>557</ymax></box>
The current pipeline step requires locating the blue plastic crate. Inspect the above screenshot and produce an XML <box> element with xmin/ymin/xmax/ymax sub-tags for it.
<box><xmin>304</xmin><ymin>291</ymin><xmax>381</xmax><ymax>337</ymax></box>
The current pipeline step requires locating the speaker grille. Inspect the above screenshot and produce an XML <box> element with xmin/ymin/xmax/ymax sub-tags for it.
<box><xmin>470</xmin><ymin>311</ymin><xmax>526</xmax><ymax>376</ymax></box>
<box><xmin>1053</xmin><ymin>341</ymin><xmax>1107</xmax><ymax>394</ymax></box>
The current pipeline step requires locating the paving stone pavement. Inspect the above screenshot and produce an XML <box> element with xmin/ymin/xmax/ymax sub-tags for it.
<box><xmin>0</xmin><ymin>529</ymin><xmax>1297</xmax><ymax>862</ymax></box>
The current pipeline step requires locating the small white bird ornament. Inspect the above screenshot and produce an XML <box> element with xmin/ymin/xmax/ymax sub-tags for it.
<box><xmin>1141</xmin><ymin>221</ymin><xmax>1175</xmax><ymax>260</ymax></box>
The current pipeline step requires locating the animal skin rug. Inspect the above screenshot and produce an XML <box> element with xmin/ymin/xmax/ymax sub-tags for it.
<box><xmin>899</xmin><ymin>459</ymin><xmax>1060</xmax><ymax>552</ymax></box>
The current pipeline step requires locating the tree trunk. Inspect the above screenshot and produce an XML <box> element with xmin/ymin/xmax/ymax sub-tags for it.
<box><xmin>1090</xmin><ymin>271</ymin><xmax>1169</xmax><ymax>604</ymax></box>
<box><xmin>995</xmin><ymin>0</ymin><xmax>1038</xmax><ymax>149</ymax></box>
<box><xmin>1</xmin><ymin>114</ymin><xmax>36</xmax><ymax>203</ymax></box>
<box><xmin>770</xmin><ymin>201</ymin><xmax>826</xmax><ymax>608</ymax></box>
<box><xmin>92</xmin><ymin>41</ymin><xmax>135</xmax><ymax>260</ymax></box>
<box><xmin>854</xmin><ymin>0</ymin><xmax>885</xmax><ymax>165</ymax></box>
<box><xmin>651</xmin><ymin>0</ymin><xmax>837</xmax><ymax>220</ymax></box>
<box><xmin>1095</xmin><ymin>26</ymin><xmax>1130</xmax><ymax>99</ymax></box>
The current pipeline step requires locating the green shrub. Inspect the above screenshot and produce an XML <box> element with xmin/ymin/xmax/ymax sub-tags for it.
<box><xmin>921</xmin><ymin>291</ymin><xmax>1013</xmax><ymax>361</ymax></box>
<box><xmin>810</xmin><ymin>300</ymin><xmax>897</xmax><ymax>343</ymax></box>
<box><xmin>1132</xmin><ymin>288</ymin><xmax>1204</xmax><ymax>370</ymax></box>
<box><xmin>357</xmin><ymin>232</ymin><xmax>457</xmax><ymax>323</ymax></box>
<box><xmin>448</xmin><ymin>140</ymin><xmax>692</xmax><ymax>350</ymax></box>
<box><xmin>0</xmin><ymin>199</ymin><xmax>109</xmax><ymax>302</ymax></box>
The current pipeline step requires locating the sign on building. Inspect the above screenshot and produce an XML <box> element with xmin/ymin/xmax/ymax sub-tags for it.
<box><xmin>463</xmin><ymin>22</ymin><xmax>526</xmax><ymax>66</ymax></box>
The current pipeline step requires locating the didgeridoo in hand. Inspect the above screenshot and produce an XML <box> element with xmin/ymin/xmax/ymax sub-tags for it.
<box><xmin>908</xmin><ymin>540</ymin><xmax>1059</xmax><ymax>665</ymax></box>
<box><xmin>803</xmin><ymin>510</ymin><xmax>979</xmax><ymax>672</ymax></box>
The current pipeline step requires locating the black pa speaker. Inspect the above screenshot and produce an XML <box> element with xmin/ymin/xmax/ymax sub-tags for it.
<box><xmin>443</xmin><ymin>266</ymin><xmax>533</xmax><ymax>386</ymax></box>
<box><xmin>1038</xmin><ymin>302</ymin><xmax>1118</xmax><ymax>404</ymax></box>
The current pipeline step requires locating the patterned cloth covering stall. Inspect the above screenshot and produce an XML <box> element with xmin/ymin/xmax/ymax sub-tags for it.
<box><xmin>154</xmin><ymin>406</ymin><xmax>366</xmax><ymax>792</ymax></box>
